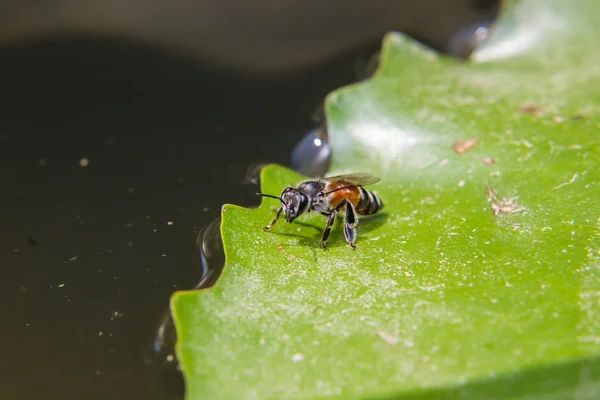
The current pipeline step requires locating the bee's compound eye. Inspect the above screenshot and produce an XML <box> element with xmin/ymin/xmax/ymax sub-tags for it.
<box><xmin>290</xmin><ymin>125</ymin><xmax>331</xmax><ymax>177</ymax></box>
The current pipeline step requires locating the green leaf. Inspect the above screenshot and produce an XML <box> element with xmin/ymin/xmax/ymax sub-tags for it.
<box><xmin>172</xmin><ymin>1</ymin><xmax>600</xmax><ymax>398</ymax></box>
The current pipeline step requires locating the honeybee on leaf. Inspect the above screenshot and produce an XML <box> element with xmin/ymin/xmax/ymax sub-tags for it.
<box><xmin>258</xmin><ymin>173</ymin><xmax>383</xmax><ymax>250</ymax></box>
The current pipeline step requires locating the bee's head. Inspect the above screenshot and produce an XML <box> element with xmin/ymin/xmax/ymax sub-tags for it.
<box><xmin>257</xmin><ymin>187</ymin><xmax>309</xmax><ymax>223</ymax></box>
<box><xmin>280</xmin><ymin>187</ymin><xmax>309</xmax><ymax>223</ymax></box>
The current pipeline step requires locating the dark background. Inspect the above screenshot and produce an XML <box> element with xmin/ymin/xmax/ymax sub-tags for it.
<box><xmin>0</xmin><ymin>2</ymin><xmax>499</xmax><ymax>399</ymax></box>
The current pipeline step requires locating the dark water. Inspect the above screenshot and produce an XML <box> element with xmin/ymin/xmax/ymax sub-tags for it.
<box><xmin>0</xmin><ymin>36</ymin><xmax>373</xmax><ymax>400</ymax></box>
<box><xmin>0</xmin><ymin>8</ymin><xmax>497</xmax><ymax>400</ymax></box>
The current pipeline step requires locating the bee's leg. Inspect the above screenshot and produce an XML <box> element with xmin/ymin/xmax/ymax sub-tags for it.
<box><xmin>263</xmin><ymin>207</ymin><xmax>283</xmax><ymax>231</ymax></box>
<box><xmin>320</xmin><ymin>210</ymin><xmax>337</xmax><ymax>251</ymax></box>
<box><xmin>344</xmin><ymin>201</ymin><xmax>358</xmax><ymax>227</ymax></box>
<box><xmin>343</xmin><ymin>202</ymin><xmax>359</xmax><ymax>250</ymax></box>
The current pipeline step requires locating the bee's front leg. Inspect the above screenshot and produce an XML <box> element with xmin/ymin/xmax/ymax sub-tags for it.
<box><xmin>263</xmin><ymin>207</ymin><xmax>283</xmax><ymax>231</ymax></box>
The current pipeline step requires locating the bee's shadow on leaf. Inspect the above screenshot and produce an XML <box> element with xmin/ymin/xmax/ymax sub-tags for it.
<box><xmin>265</xmin><ymin>213</ymin><xmax>389</xmax><ymax>250</ymax></box>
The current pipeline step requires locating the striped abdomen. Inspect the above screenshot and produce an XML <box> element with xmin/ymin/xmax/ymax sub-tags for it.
<box><xmin>356</xmin><ymin>186</ymin><xmax>383</xmax><ymax>215</ymax></box>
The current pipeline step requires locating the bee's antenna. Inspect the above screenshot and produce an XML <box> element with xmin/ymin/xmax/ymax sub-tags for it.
<box><xmin>257</xmin><ymin>193</ymin><xmax>287</xmax><ymax>206</ymax></box>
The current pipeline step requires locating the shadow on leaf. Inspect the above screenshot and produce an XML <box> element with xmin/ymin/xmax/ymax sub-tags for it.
<box><xmin>264</xmin><ymin>212</ymin><xmax>389</xmax><ymax>249</ymax></box>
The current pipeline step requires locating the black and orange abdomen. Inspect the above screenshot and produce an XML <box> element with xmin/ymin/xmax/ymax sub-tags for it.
<box><xmin>330</xmin><ymin>188</ymin><xmax>361</xmax><ymax>209</ymax></box>
<box><xmin>324</xmin><ymin>181</ymin><xmax>360</xmax><ymax>209</ymax></box>
<box><xmin>356</xmin><ymin>186</ymin><xmax>383</xmax><ymax>215</ymax></box>
<box><xmin>324</xmin><ymin>180</ymin><xmax>383</xmax><ymax>215</ymax></box>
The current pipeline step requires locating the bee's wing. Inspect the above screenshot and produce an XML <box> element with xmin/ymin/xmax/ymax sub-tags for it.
<box><xmin>324</xmin><ymin>173</ymin><xmax>380</xmax><ymax>186</ymax></box>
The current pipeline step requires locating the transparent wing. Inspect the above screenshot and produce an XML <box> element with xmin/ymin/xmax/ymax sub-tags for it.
<box><xmin>324</xmin><ymin>172</ymin><xmax>380</xmax><ymax>186</ymax></box>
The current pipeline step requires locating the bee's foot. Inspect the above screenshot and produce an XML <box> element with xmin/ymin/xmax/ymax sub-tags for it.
<box><xmin>263</xmin><ymin>226</ymin><xmax>271</xmax><ymax>231</ymax></box>
<box><xmin>321</xmin><ymin>244</ymin><xmax>329</xmax><ymax>251</ymax></box>
<box><xmin>349</xmin><ymin>244</ymin><xmax>358</xmax><ymax>250</ymax></box>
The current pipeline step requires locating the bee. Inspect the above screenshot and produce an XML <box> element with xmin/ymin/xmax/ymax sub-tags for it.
<box><xmin>257</xmin><ymin>173</ymin><xmax>384</xmax><ymax>250</ymax></box>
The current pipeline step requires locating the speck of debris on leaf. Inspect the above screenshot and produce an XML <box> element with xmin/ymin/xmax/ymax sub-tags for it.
<box><xmin>291</xmin><ymin>353</ymin><xmax>304</xmax><ymax>362</ymax></box>
<box><xmin>519</xmin><ymin>104</ymin><xmax>545</xmax><ymax>115</ymax></box>
<box><xmin>483</xmin><ymin>157</ymin><xmax>495</xmax><ymax>165</ymax></box>
<box><xmin>453</xmin><ymin>138</ymin><xmax>479</xmax><ymax>154</ymax></box>
<box><xmin>276</xmin><ymin>245</ymin><xmax>284</xmax><ymax>251</ymax></box>
<box><xmin>378</xmin><ymin>331</ymin><xmax>400</xmax><ymax>345</ymax></box>
<box><xmin>572</xmin><ymin>114</ymin><xmax>585</xmax><ymax>120</ymax></box>
<box><xmin>486</xmin><ymin>184</ymin><xmax>525</xmax><ymax>216</ymax></box>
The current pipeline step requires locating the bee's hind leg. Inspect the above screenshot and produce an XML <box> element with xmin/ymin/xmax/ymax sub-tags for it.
<box><xmin>263</xmin><ymin>207</ymin><xmax>283</xmax><ymax>231</ymax></box>
<box><xmin>343</xmin><ymin>202</ymin><xmax>359</xmax><ymax>250</ymax></box>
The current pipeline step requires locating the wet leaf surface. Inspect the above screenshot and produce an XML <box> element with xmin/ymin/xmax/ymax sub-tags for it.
<box><xmin>172</xmin><ymin>1</ymin><xmax>600</xmax><ymax>398</ymax></box>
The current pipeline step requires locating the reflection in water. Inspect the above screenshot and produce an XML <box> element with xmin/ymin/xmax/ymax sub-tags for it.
<box><xmin>195</xmin><ymin>217</ymin><xmax>226</xmax><ymax>289</ymax></box>
<box><xmin>152</xmin><ymin>310</ymin><xmax>179</xmax><ymax>367</ymax></box>
<box><xmin>244</xmin><ymin>162</ymin><xmax>268</xmax><ymax>185</ymax></box>
<box><xmin>353</xmin><ymin>50</ymin><xmax>380</xmax><ymax>82</ymax></box>
<box><xmin>151</xmin><ymin>216</ymin><xmax>225</xmax><ymax>364</ymax></box>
